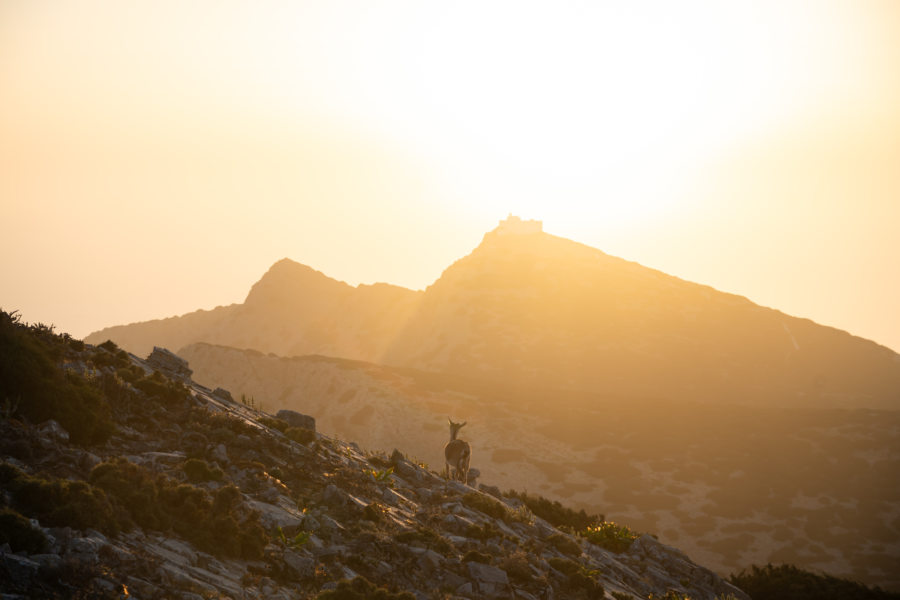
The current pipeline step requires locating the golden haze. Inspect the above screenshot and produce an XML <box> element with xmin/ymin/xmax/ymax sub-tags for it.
<box><xmin>1</xmin><ymin>1</ymin><xmax>898</xmax><ymax>351</ymax></box>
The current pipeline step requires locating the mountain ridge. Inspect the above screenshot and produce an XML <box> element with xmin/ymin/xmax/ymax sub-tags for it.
<box><xmin>87</xmin><ymin>226</ymin><xmax>900</xmax><ymax>409</ymax></box>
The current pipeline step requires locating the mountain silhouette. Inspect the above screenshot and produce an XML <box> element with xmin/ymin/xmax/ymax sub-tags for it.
<box><xmin>88</xmin><ymin>222</ymin><xmax>900</xmax><ymax>409</ymax></box>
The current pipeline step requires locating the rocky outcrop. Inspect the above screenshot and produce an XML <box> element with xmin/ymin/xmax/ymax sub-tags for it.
<box><xmin>146</xmin><ymin>346</ymin><xmax>192</xmax><ymax>381</ymax></box>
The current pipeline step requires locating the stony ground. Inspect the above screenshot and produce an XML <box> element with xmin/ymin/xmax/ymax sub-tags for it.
<box><xmin>0</xmin><ymin>336</ymin><xmax>749</xmax><ymax>600</ymax></box>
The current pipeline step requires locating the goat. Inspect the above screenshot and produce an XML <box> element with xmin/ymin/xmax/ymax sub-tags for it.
<box><xmin>444</xmin><ymin>419</ymin><xmax>471</xmax><ymax>484</ymax></box>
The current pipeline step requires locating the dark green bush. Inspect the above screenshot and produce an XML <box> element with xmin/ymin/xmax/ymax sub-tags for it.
<box><xmin>0</xmin><ymin>507</ymin><xmax>49</xmax><ymax>553</ymax></box>
<box><xmin>183</xmin><ymin>458</ymin><xmax>224</xmax><ymax>482</ymax></box>
<box><xmin>549</xmin><ymin>557</ymin><xmax>604</xmax><ymax>599</ymax></box>
<box><xmin>134</xmin><ymin>372</ymin><xmax>191</xmax><ymax>407</ymax></box>
<box><xmin>90</xmin><ymin>458</ymin><xmax>265</xmax><ymax>559</ymax></box>
<box><xmin>286</xmin><ymin>426</ymin><xmax>316</xmax><ymax>444</ymax></box>
<box><xmin>2</xmin><ymin>462</ymin><xmax>122</xmax><ymax>535</ymax></box>
<box><xmin>506</xmin><ymin>489</ymin><xmax>602</xmax><ymax>530</ymax></box>
<box><xmin>0</xmin><ymin>311</ymin><xmax>113</xmax><ymax>446</ymax></box>
<box><xmin>462</xmin><ymin>492</ymin><xmax>508</xmax><ymax>520</ymax></box>
<box><xmin>729</xmin><ymin>564</ymin><xmax>900</xmax><ymax>600</ymax></box>
<box><xmin>579</xmin><ymin>522</ymin><xmax>637</xmax><ymax>554</ymax></box>
<box><xmin>315</xmin><ymin>576</ymin><xmax>415</xmax><ymax>599</ymax></box>
<box><xmin>547</xmin><ymin>533</ymin><xmax>582</xmax><ymax>556</ymax></box>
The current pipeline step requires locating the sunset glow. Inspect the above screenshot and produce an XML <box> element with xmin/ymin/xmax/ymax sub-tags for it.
<box><xmin>2</xmin><ymin>1</ymin><xmax>899</xmax><ymax>351</ymax></box>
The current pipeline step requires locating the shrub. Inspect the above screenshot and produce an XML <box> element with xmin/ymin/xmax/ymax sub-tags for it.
<box><xmin>579</xmin><ymin>521</ymin><xmax>638</xmax><ymax>554</ymax></box>
<box><xmin>549</xmin><ymin>557</ymin><xmax>604</xmax><ymax>599</ymax></box>
<box><xmin>183</xmin><ymin>458</ymin><xmax>224</xmax><ymax>483</ymax></box>
<box><xmin>2</xmin><ymin>462</ymin><xmax>122</xmax><ymax>535</ymax></box>
<box><xmin>90</xmin><ymin>458</ymin><xmax>265</xmax><ymax>559</ymax></box>
<box><xmin>0</xmin><ymin>507</ymin><xmax>48</xmax><ymax>553</ymax></box>
<box><xmin>0</xmin><ymin>312</ymin><xmax>114</xmax><ymax>446</ymax></box>
<box><xmin>506</xmin><ymin>489</ymin><xmax>602</xmax><ymax>530</ymax></box>
<box><xmin>728</xmin><ymin>564</ymin><xmax>900</xmax><ymax>600</ymax></box>
<box><xmin>462</xmin><ymin>492</ymin><xmax>508</xmax><ymax>520</ymax></box>
<box><xmin>547</xmin><ymin>533</ymin><xmax>582</xmax><ymax>556</ymax></box>
<box><xmin>286</xmin><ymin>426</ymin><xmax>316</xmax><ymax>444</ymax></box>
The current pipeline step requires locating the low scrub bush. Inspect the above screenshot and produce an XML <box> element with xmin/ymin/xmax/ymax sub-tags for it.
<box><xmin>1</xmin><ymin>461</ymin><xmax>123</xmax><ymax>535</ymax></box>
<box><xmin>0</xmin><ymin>506</ymin><xmax>49</xmax><ymax>553</ymax></box>
<box><xmin>506</xmin><ymin>489</ymin><xmax>601</xmax><ymax>530</ymax></box>
<box><xmin>579</xmin><ymin>521</ymin><xmax>638</xmax><ymax>553</ymax></box>
<box><xmin>0</xmin><ymin>311</ymin><xmax>114</xmax><ymax>445</ymax></box>
<box><xmin>549</xmin><ymin>557</ymin><xmax>604</xmax><ymax>599</ymax></box>
<box><xmin>285</xmin><ymin>426</ymin><xmax>316</xmax><ymax>444</ymax></box>
<box><xmin>462</xmin><ymin>492</ymin><xmax>508</xmax><ymax>520</ymax></box>
<box><xmin>183</xmin><ymin>458</ymin><xmax>224</xmax><ymax>483</ymax></box>
<box><xmin>547</xmin><ymin>532</ymin><xmax>582</xmax><ymax>556</ymax></box>
<box><xmin>90</xmin><ymin>458</ymin><xmax>265</xmax><ymax>559</ymax></box>
<box><xmin>729</xmin><ymin>564</ymin><xmax>900</xmax><ymax>600</ymax></box>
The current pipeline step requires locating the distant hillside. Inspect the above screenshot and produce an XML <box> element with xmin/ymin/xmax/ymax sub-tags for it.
<box><xmin>87</xmin><ymin>260</ymin><xmax>422</xmax><ymax>360</ymax></box>
<box><xmin>90</xmin><ymin>225</ymin><xmax>900</xmax><ymax>409</ymax></box>
<box><xmin>181</xmin><ymin>341</ymin><xmax>900</xmax><ymax>591</ymax></box>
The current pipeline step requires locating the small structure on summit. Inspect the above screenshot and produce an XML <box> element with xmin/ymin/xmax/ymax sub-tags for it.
<box><xmin>496</xmin><ymin>214</ymin><xmax>542</xmax><ymax>235</ymax></box>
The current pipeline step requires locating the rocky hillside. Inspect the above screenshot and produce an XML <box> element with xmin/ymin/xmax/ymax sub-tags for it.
<box><xmin>1</xmin><ymin>312</ymin><xmax>752</xmax><ymax>599</ymax></box>
<box><xmin>87</xmin><ymin>226</ymin><xmax>900</xmax><ymax>409</ymax></box>
<box><xmin>180</xmin><ymin>342</ymin><xmax>900</xmax><ymax>591</ymax></box>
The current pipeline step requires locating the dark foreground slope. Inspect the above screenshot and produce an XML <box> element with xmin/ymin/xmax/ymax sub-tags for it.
<box><xmin>88</xmin><ymin>228</ymin><xmax>900</xmax><ymax>410</ymax></box>
<box><xmin>2</xmin><ymin>312</ymin><xmax>752</xmax><ymax>599</ymax></box>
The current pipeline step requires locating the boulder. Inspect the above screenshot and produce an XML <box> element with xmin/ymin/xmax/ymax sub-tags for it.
<box><xmin>276</xmin><ymin>410</ymin><xmax>316</xmax><ymax>432</ymax></box>
<box><xmin>147</xmin><ymin>347</ymin><xmax>193</xmax><ymax>381</ymax></box>
<box><xmin>467</xmin><ymin>561</ymin><xmax>510</xmax><ymax>598</ymax></box>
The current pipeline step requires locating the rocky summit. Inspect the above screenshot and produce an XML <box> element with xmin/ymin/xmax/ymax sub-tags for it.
<box><xmin>0</xmin><ymin>313</ymin><xmax>749</xmax><ymax>599</ymax></box>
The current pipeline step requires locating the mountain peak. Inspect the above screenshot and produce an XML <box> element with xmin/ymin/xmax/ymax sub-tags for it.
<box><xmin>492</xmin><ymin>213</ymin><xmax>543</xmax><ymax>236</ymax></box>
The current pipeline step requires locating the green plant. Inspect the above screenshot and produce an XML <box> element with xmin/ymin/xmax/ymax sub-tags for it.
<box><xmin>547</xmin><ymin>532</ymin><xmax>582</xmax><ymax>556</ymax></box>
<box><xmin>462</xmin><ymin>492</ymin><xmax>509</xmax><ymax>520</ymax></box>
<box><xmin>1</xmin><ymin>462</ymin><xmax>123</xmax><ymax>535</ymax></box>
<box><xmin>286</xmin><ymin>426</ymin><xmax>316</xmax><ymax>444</ymax></box>
<box><xmin>366</xmin><ymin>467</ymin><xmax>394</xmax><ymax>486</ymax></box>
<box><xmin>506</xmin><ymin>489</ymin><xmax>602</xmax><ymax>530</ymax></box>
<box><xmin>183</xmin><ymin>458</ymin><xmax>224</xmax><ymax>483</ymax></box>
<box><xmin>579</xmin><ymin>521</ymin><xmax>638</xmax><ymax>554</ymax></box>
<box><xmin>728</xmin><ymin>564</ymin><xmax>900</xmax><ymax>600</ymax></box>
<box><xmin>276</xmin><ymin>525</ymin><xmax>310</xmax><ymax>549</ymax></box>
<box><xmin>0</xmin><ymin>311</ymin><xmax>114</xmax><ymax>445</ymax></box>
<box><xmin>0</xmin><ymin>506</ymin><xmax>49</xmax><ymax>553</ymax></box>
<box><xmin>548</xmin><ymin>557</ymin><xmax>604</xmax><ymax>598</ymax></box>
<box><xmin>90</xmin><ymin>458</ymin><xmax>265</xmax><ymax>559</ymax></box>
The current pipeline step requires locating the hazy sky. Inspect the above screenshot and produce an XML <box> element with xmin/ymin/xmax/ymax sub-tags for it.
<box><xmin>2</xmin><ymin>1</ymin><xmax>899</xmax><ymax>352</ymax></box>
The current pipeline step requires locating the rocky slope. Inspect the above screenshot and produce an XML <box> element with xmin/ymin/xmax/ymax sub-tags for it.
<box><xmin>2</xmin><ymin>313</ymin><xmax>750</xmax><ymax>599</ymax></box>
<box><xmin>87</xmin><ymin>225</ymin><xmax>900</xmax><ymax>410</ymax></box>
<box><xmin>180</xmin><ymin>343</ymin><xmax>900</xmax><ymax>591</ymax></box>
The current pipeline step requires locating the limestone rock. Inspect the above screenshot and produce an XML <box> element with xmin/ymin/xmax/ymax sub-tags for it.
<box><xmin>276</xmin><ymin>409</ymin><xmax>316</xmax><ymax>432</ymax></box>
